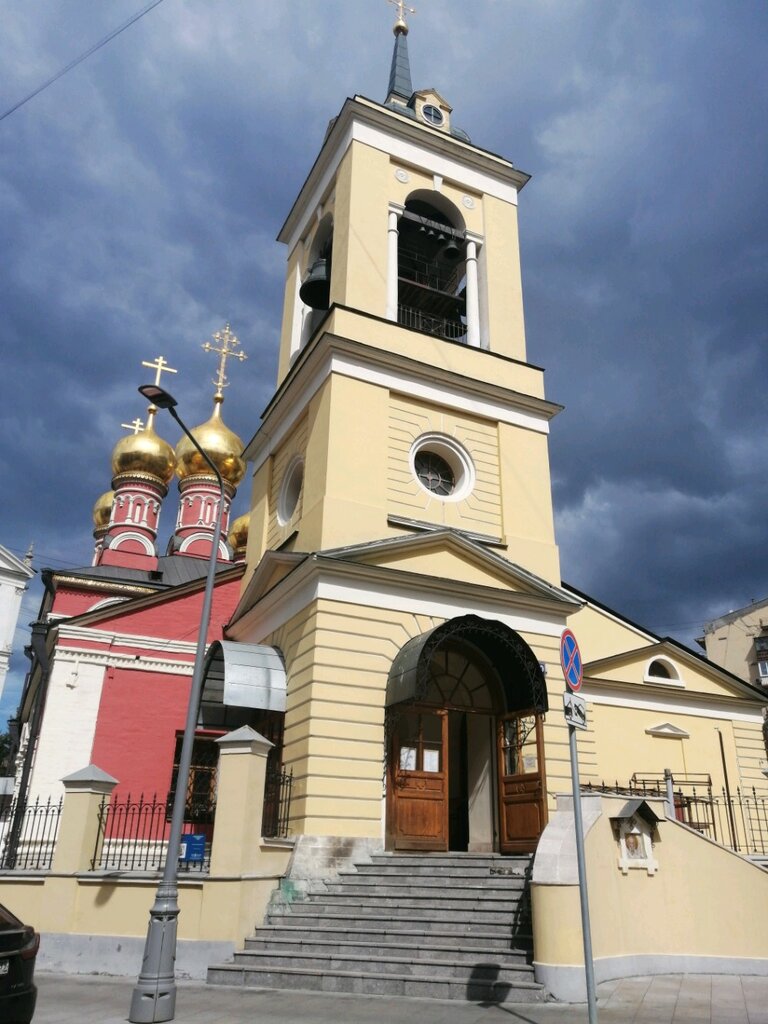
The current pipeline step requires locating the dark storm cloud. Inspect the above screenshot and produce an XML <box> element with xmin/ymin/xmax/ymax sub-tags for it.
<box><xmin>1</xmin><ymin>0</ymin><xmax>766</xmax><ymax>724</ymax></box>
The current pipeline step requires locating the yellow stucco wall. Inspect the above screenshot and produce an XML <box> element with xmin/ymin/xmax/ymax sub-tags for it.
<box><xmin>533</xmin><ymin>796</ymin><xmax>768</xmax><ymax>971</ymax></box>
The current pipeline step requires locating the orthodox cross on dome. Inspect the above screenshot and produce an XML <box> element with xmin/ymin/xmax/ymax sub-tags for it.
<box><xmin>202</xmin><ymin>322</ymin><xmax>247</xmax><ymax>400</ymax></box>
<box><xmin>142</xmin><ymin>354</ymin><xmax>178</xmax><ymax>389</ymax></box>
<box><xmin>121</xmin><ymin>417</ymin><xmax>145</xmax><ymax>435</ymax></box>
<box><xmin>389</xmin><ymin>0</ymin><xmax>416</xmax><ymax>34</ymax></box>
<box><xmin>141</xmin><ymin>355</ymin><xmax>178</xmax><ymax>427</ymax></box>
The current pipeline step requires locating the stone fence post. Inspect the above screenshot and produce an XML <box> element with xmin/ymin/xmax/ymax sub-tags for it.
<box><xmin>41</xmin><ymin>765</ymin><xmax>117</xmax><ymax>935</ymax></box>
<box><xmin>208</xmin><ymin>727</ymin><xmax>273</xmax><ymax>877</ymax></box>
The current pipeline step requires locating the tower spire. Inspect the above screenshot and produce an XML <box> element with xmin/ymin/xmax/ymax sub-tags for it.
<box><xmin>386</xmin><ymin>0</ymin><xmax>415</xmax><ymax>105</ymax></box>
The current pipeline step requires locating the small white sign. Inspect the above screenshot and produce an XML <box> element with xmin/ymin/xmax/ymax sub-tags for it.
<box><xmin>563</xmin><ymin>691</ymin><xmax>587</xmax><ymax>731</ymax></box>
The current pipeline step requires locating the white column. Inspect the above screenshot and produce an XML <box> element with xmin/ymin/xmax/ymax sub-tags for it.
<box><xmin>386</xmin><ymin>209</ymin><xmax>400</xmax><ymax>322</ymax></box>
<box><xmin>465</xmin><ymin>239</ymin><xmax>481</xmax><ymax>348</ymax></box>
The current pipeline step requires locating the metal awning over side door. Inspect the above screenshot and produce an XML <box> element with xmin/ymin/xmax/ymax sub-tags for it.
<box><xmin>201</xmin><ymin>640</ymin><xmax>287</xmax><ymax>712</ymax></box>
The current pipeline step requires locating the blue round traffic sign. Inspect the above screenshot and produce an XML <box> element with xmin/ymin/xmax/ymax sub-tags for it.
<box><xmin>560</xmin><ymin>629</ymin><xmax>583</xmax><ymax>692</ymax></box>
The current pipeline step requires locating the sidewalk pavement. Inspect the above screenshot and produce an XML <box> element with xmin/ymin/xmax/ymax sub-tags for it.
<box><xmin>33</xmin><ymin>972</ymin><xmax>768</xmax><ymax>1023</ymax></box>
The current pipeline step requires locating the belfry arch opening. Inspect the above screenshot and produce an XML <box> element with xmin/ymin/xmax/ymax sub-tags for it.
<box><xmin>298</xmin><ymin>213</ymin><xmax>334</xmax><ymax>349</ymax></box>
<box><xmin>397</xmin><ymin>192</ymin><xmax>468</xmax><ymax>342</ymax></box>
<box><xmin>385</xmin><ymin>615</ymin><xmax>548</xmax><ymax>854</ymax></box>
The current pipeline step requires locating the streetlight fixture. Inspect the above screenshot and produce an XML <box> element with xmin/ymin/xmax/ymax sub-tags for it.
<box><xmin>129</xmin><ymin>384</ymin><xmax>226</xmax><ymax>1023</ymax></box>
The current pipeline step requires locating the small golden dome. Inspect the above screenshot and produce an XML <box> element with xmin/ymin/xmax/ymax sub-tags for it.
<box><xmin>175</xmin><ymin>400</ymin><xmax>246</xmax><ymax>487</ymax></box>
<box><xmin>111</xmin><ymin>425</ymin><xmax>176</xmax><ymax>484</ymax></box>
<box><xmin>92</xmin><ymin>490</ymin><xmax>114</xmax><ymax>528</ymax></box>
<box><xmin>228</xmin><ymin>511</ymin><xmax>250</xmax><ymax>552</ymax></box>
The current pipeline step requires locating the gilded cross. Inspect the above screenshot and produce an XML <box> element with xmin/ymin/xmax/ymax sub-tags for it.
<box><xmin>141</xmin><ymin>355</ymin><xmax>178</xmax><ymax>389</ymax></box>
<box><xmin>202</xmin><ymin>322</ymin><xmax>247</xmax><ymax>398</ymax></box>
<box><xmin>121</xmin><ymin>417</ymin><xmax>145</xmax><ymax>435</ymax></box>
<box><xmin>388</xmin><ymin>0</ymin><xmax>416</xmax><ymax>29</ymax></box>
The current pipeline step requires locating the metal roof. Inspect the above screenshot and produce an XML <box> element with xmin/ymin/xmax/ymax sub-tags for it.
<box><xmin>201</xmin><ymin>641</ymin><xmax>287</xmax><ymax>712</ymax></box>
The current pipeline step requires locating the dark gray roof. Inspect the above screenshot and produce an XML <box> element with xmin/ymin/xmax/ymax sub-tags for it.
<box><xmin>48</xmin><ymin>555</ymin><xmax>221</xmax><ymax>591</ymax></box>
<box><xmin>387</xmin><ymin>28</ymin><xmax>413</xmax><ymax>102</ymax></box>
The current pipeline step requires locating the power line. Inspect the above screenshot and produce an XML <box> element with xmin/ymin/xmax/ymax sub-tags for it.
<box><xmin>0</xmin><ymin>0</ymin><xmax>169</xmax><ymax>124</ymax></box>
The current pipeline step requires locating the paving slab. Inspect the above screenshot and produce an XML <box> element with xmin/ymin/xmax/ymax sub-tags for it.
<box><xmin>31</xmin><ymin>971</ymin><xmax>768</xmax><ymax>1024</ymax></box>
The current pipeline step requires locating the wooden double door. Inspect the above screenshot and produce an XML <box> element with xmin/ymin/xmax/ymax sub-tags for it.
<box><xmin>386</xmin><ymin>706</ymin><xmax>546</xmax><ymax>854</ymax></box>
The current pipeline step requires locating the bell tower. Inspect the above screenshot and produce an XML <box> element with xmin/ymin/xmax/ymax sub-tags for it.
<box><xmin>243</xmin><ymin>6</ymin><xmax>562</xmax><ymax>585</ymax></box>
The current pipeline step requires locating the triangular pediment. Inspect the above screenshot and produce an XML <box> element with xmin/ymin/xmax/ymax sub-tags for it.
<box><xmin>645</xmin><ymin>722</ymin><xmax>690</xmax><ymax>739</ymax></box>
<box><xmin>584</xmin><ymin>638</ymin><xmax>767</xmax><ymax>703</ymax></box>
<box><xmin>321</xmin><ymin>531</ymin><xmax>578</xmax><ymax>607</ymax></box>
<box><xmin>411</xmin><ymin>88</ymin><xmax>452</xmax><ymax>112</ymax></box>
<box><xmin>0</xmin><ymin>544</ymin><xmax>34</xmax><ymax>582</ymax></box>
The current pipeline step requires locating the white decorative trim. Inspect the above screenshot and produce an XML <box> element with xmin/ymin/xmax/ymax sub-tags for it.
<box><xmin>232</xmin><ymin>566</ymin><xmax>567</xmax><ymax>645</ymax></box>
<box><xmin>249</xmin><ymin>348</ymin><xmax>550</xmax><ymax>473</ymax></box>
<box><xmin>462</xmin><ymin>195</ymin><xmax>475</xmax><ymax>209</ymax></box>
<box><xmin>107</xmin><ymin>531</ymin><xmax>155</xmax><ymax>555</ymax></box>
<box><xmin>277</xmin><ymin>456</ymin><xmax>304</xmax><ymax>526</ymax></box>
<box><xmin>282</xmin><ymin>107</ymin><xmax>521</xmax><ymax>253</ymax></box>
<box><xmin>645</xmin><ymin>722</ymin><xmax>690</xmax><ymax>739</ymax></box>
<box><xmin>351</xmin><ymin>120</ymin><xmax>518</xmax><ymax>206</ymax></box>
<box><xmin>409</xmin><ymin>432</ymin><xmax>476</xmax><ymax>503</ymax></box>
<box><xmin>586</xmin><ymin>686</ymin><xmax>764</xmax><ymax>725</ymax></box>
<box><xmin>57</xmin><ymin>623</ymin><xmax>198</xmax><ymax>655</ymax></box>
<box><xmin>55</xmin><ymin>645</ymin><xmax>195</xmax><ymax>675</ymax></box>
<box><xmin>394</xmin><ymin>168</ymin><xmax>409</xmax><ymax>183</ymax></box>
<box><xmin>177</xmin><ymin>533</ymin><xmax>229</xmax><ymax>559</ymax></box>
<box><xmin>644</xmin><ymin>654</ymin><xmax>684</xmax><ymax>686</ymax></box>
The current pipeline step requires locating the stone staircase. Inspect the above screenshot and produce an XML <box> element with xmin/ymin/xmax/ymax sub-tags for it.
<box><xmin>208</xmin><ymin>851</ymin><xmax>548</xmax><ymax>1002</ymax></box>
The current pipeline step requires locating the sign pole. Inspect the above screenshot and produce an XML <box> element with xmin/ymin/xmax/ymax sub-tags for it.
<box><xmin>568</xmin><ymin>719</ymin><xmax>599</xmax><ymax>1023</ymax></box>
<box><xmin>560</xmin><ymin>628</ymin><xmax>598</xmax><ymax>1022</ymax></box>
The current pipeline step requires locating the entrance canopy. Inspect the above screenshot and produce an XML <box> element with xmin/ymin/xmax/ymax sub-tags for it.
<box><xmin>201</xmin><ymin>640</ymin><xmax>287</xmax><ymax>712</ymax></box>
<box><xmin>386</xmin><ymin>614</ymin><xmax>548</xmax><ymax>714</ymax></box>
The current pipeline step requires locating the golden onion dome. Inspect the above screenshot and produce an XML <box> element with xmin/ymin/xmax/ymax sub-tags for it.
<box><xmin>175</xmin><ymin>400</ymin><xmax>246</xmax><ymax>487</ymax></box>
<box><xmin>228</xmin><ymin>511</ymin><xmax>250</xmax><ymax>552</ymax></box>
<box><xmin>92</xmin><ymin>489</ymin><xmax>114</xmax><ymax>528</ymax></box>
<box><xmin>111</xmin><ymin>424</ymin><xmax>176</xmax><ymax>484</ymax></box>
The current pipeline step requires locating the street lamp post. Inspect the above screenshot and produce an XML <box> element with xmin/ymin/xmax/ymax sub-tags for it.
<box><xmin>129</xmin><ymin>385</ymin><xmax>226</xmax><ymax>1023</ymax></box>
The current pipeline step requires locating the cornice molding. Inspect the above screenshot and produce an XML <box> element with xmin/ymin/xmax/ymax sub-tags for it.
<box><xmin>245</xmin><ymin>329</ymin><xmax>560</xmax><ymax>468</ymax></box>
<box><xmin>57</xmin><ymin>622</ymin><xmax>198</xmax><ymax>655</ymax></box>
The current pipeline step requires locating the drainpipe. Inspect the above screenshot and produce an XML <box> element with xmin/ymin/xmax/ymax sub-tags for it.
<box><xmin>715</xmin><ymin>728</ymin><xmax>738</xmax><ymax>850</ymax></box>
<box><xmin>3</xmin><ymin>620</ymin><xmax>52</xmax><ymax>869</ymax></box>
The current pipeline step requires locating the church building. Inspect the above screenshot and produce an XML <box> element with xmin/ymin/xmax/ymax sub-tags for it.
<box><xmin>207</xmin><ymin>8</ymin><xmax>768</xmax><ymax>866</ymax></box>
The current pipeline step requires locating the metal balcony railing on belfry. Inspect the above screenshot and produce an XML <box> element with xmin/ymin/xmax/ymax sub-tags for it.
<box><xmin>398</xmin><ymin>304</ymin><xmax>466</xmax><ymax>342</ymax></box>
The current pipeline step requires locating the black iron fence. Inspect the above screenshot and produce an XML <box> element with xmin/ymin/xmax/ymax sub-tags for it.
<box><xmin>398</xmin><ymin>304</ymin><xmax>466</xmax><ymax>342</ymax></box>
<box><xmin>0</xmin><ymin>796</ymin><xmax>62</xmax><ymax>870</ymax></box>
<box><xmin>91</xmin><ymin>793</ymin><xmax>213</xmax><ymax>872</ymax></box>
<box><xmin>583</xmin><ymin>775</ymin><xmax>768</xmax><ymax>856</ymax></box>
<box><xmin>262</xmin><ymin>766</ymin><xmax>293</xmax><ymax>839</ymax></box>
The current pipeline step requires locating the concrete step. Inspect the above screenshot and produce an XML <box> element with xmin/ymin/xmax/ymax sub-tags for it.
<box><xmin>332</xmin><ymin>873</ymin><xmax>527</xmax><ymax>891</ymax></box>
<box><xmin>270</xmin><ymin>900</ymin><xmax>523</xmax><ymax>922</ymax></box>
<box><xmin>249</xmin><ymin>922</ymin><xmax>531</xmax><ymax>951</ymax></box>
<box><xmin>230</xmin><ymin>946</ymin><xmax>535</xmax><ymax>981</ymax></box>
<box><xmin>207</xmin><ymin>962</ymin><xmax>547</xmax><ymax>1002</ymax></box>
<box><xmin>267</xmin><ymin>908</ymin><xmax>530</xmax><ymax>934</ymax></box>
<box><xmin>243</xmin><ymin>934</ymin><xmax>532</xmax><ymax>963</ymax></box>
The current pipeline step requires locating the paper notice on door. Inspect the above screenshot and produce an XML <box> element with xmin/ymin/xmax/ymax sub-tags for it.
<box><xmin>423</xmin><ymin>748</ymin><xmax>440</xmax><ymax>773</ymax></box>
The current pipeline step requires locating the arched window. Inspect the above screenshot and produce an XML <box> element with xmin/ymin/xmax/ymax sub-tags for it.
<box><xmin>396</xmin><ymin>192</ymin><xmax>468</xmax><ymax>343</ymax></box>
<box><xmin>298</xmin><ymin>214</ymin><xmax>334</xmax><ymax>352</ymax></box>
<box><xmin>645</xmin><ymin>657</ymin><xmax>682</xmax><ymax>685</ymax></box>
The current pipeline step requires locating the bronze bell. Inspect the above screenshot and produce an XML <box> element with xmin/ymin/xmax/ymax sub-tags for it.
<box><xmin>440</xmin><ymin>237</ymin><xmax>462</xmax><ymax>262</ymax></box>
<box><xmin>300</xmin><ymin>257</ymin><xmax>331</xmax><ymax>310</ymax></box>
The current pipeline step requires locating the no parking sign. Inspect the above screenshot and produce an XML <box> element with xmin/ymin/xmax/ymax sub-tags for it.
<box><xmin>560</xmin><ymin>628</ymin><xmax>583</xmax><ymax>692</ymax></box>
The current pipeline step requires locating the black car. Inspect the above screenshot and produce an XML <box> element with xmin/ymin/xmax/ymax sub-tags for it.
<box><xmin>0</xmin><ymin>902</ymin><xmax>38</xmax><ymax>1024</ymax></box>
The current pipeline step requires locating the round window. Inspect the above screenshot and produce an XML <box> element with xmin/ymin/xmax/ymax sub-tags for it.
<box><xmin>415</xmin><ymin>451</ymin><xmax>455</xmax><ymax>496</ymax></box>
<box><xmin>422</xmin><ymin>104</ymin><xmax>444</xmax><ymax>126</ymax></box>
<box><xmin>410</xmin><ymin>434</ymin><xmax>475</xmax><ymax>503</ymax></box>
<box><xmin>277</xmin><ymin>456</ymin><xmax>304</xmax><ymax>526</ymax></box>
